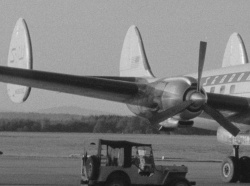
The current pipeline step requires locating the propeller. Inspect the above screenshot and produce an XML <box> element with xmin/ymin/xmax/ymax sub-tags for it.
<box><xmin>196</xmin><ymin>41</ymin><xmax>240</xmax><ymax>137</ymax></box>
<box><xmin>197</xmin><ymin>42</ymin><xmax>206</xmax><ymax>92</ymax></box>
<box><xmin>150</xmin><ymin>41</ymin><xmax>240</xmax><ymax>137</ymax></box>
<box><xmin>202</xmin><ymin>104</ymin><xmax>240</xmax><ymax>136</ymax></box>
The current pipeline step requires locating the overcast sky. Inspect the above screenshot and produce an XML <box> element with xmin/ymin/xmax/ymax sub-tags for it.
<box><xmin>0</xmin><ymin>0</ymin><xmax>250</xmax><ymax>115</ymax></box>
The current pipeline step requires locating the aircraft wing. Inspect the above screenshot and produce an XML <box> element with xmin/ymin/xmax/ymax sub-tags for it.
<box><xmin>207</xmin><ymin>93</ymin><xmax>250</xmax><ymax>113</ymax></box>
<box><xmin>204</xmin><ymin>93</ymin><xmax>250</xmax><ymax>126</ymax></box>
<box><xmin>0</xmin><ymin>66</ymin><xmax>143</xmax><ymax>103</ymax></box>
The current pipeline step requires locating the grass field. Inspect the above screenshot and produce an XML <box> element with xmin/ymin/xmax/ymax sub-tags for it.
<box><xmin>1</xmin><ymin>132</ymin><xmax>250</xmax><ymax>161</ymax></box>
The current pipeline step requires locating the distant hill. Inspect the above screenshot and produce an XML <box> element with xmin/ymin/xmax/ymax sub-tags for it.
<box><xmin>0</xmin><ymin>106</ymin><xmax>118</xmax><ymax>121</ymax></box>
<box><xmin>0</xmin><ymin>106</ymin><xmax>124</xmax><ymax>121</ymax></box>
<box><xmin>0</xmin><ymin>112</ymin><xmax>82</xmax><ymax>121</ymax></box>
<box><xmin>38</xmin><ymin>106</ymin><xmax>115</xmax><ymax>116</ymax></box>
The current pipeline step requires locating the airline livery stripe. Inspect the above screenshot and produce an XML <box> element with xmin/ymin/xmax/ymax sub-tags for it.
<box><xmin>201</xmin><ymin>71</ymin><xmax>250</xmax><ymax>86</ymax></box>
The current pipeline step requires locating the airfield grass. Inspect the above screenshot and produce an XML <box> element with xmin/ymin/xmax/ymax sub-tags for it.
<box><xmin>1</xmin><ymin>132</ymin><xmax>250</xmax><ymax>161</ymax></box>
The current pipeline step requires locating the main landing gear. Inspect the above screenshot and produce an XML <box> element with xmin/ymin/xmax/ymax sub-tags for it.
<box><xmin>221</xmin><ymin>145</ymin><xmax>250</xmax><ymax>183</ymax></box>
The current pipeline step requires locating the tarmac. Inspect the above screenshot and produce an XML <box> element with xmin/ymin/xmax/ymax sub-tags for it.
<box><xmin>0</xmin><ymin>156</ymin><xmax>249</xmax><ymax>186</ymax></box>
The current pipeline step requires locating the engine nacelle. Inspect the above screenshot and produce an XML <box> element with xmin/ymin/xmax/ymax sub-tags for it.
<box><xmin>127</xmin><ymin>76</ymin><xmax>206</xmax><ymax>122</ymax></box>
<box><xmin>217</xmin><ymin>126</ymin><xmax>250</xmax><ymax>145</ymax></box>
<box><xmin>159</xmin><ymin>118</ymin><xmax>194</xmax><ymax>132</ymax></box>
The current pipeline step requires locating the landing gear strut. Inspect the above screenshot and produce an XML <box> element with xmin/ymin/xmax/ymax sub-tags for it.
<box><xmin>221</xmin><ymin>145</ymin><xmax>239</xmax><ymax>183</ymax></box>
<box><xmin>221</xmin><ymin>145</ymin><xmax>250</xmax><ymax>183</ymax></box>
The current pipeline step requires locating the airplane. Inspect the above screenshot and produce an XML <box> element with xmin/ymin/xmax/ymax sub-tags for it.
<box><xmin>1</xmin><ymin>18</ymin><xmax>250</xmax><ymax>183</ymax></box>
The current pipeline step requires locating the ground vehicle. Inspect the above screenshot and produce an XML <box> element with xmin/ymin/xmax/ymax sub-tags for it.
<box><xmin>81</xmin><ymin>139</ymin><xmax>195</xmax><ymax>186</ymax></box>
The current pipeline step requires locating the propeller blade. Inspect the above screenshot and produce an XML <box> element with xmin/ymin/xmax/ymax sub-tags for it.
<box><xmin>203</xmin><ymin>104</ymin><xmax>240</xmax><ymax>137</ymax></box>
<box><xmin>197</xmin><ymin>41</ymin><xmax>207</xmax><ymax>92</ymax></box>
<box><xmin>149</xmin><ymin>100</ymin><xmax>194</xmax><ymax>124</ymax></box>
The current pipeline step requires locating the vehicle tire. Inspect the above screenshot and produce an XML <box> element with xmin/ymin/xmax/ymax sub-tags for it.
<box><xmin>169</xmin><ymin>177</ymin><xmax>190</xmax><ymax>186</ymax></box>
<box><xmin>80</xmin><ymin>179</ymin><xmax>87</xmax><ymax>185</ymax></box>
<box><xmin>105</xmin><ymin>175</ymin><xmax>130</xmax><ymax>186</ymax></box>
<box><xmin>239</xmin><ymin>156</ymin><xmax>250</xmax><ymax>183</ymax></box>
<box><xmin>86</xmin><ymin>155</ymin><xmax>100</xmax><ymax>180</ymax></box>
<box><xmin>221</xmin><ymin>156</ymin><xmax>239</xmax><ymax>183</ymax></box>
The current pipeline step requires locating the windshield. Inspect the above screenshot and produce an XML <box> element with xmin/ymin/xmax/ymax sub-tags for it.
<box><xmin>133</xmin><ymin>146</ymin><xmax>152</xmax><ymax>157</ymax></box>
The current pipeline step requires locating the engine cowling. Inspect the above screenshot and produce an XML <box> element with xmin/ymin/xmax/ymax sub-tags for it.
<box><xmin>127</xmin><ymin>76</ymin><xmax>207</xmax><ymax>123</ymax></box>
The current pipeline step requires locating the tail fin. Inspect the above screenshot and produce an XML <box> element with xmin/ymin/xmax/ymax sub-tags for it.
<box><xmin>7</xmin><ymin>18</ymin><xmax>32</xmax><ymax>103</ymax></box>
<box><xmin>120</xmin><ymin>25</ymin><xmax>154</xmax><ymax>77</ymax></box>
<box><xmin>222</xmin><ymin>33</ymin><xmax>248</xmax><ymax>67</ymax></box>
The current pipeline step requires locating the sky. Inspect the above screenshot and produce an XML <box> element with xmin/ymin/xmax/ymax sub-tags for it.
<box><xmin>0</xmin><ymin>0</ymin><xmax>250</xmax><ymax>115</ymax></box>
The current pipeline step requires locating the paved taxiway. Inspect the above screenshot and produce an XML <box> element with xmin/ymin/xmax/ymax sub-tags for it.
<box><xmin>0</xmin><ymin>156</ymin><xmax>249</xmax><ymax>186</ymax></box>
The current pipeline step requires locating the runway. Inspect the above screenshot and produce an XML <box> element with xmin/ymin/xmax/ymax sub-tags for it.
<box><xmin>0</xmin><ymin>156</ymin><xmax>80</xmax><ymax>186</ymax></box>
<box><xmin>0</xmin><ymin>156</ymin><xmax>249</xmax><ymax>186</ymax></box>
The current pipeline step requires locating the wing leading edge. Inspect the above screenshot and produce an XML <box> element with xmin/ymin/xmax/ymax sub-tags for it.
<box><xmin>0</xmin><ymin>66</ymin><xmax>143</xmax><ymax>103</ymax></box>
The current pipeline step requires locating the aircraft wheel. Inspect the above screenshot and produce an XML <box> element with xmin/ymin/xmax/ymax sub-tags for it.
<box><xmin>239</xmin><ymin>156</ymin><xmax>250</xmax><ymax>183</ymax></box>
<box><xmin>221</xmin><ymin>156</ymin><xmax>239</xmax><ymax>183</ymax></box>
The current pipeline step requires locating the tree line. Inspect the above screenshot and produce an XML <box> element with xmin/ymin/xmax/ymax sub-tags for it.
<box><xmin>0</xmin><ymin>115</ymin><xmax>216</xmax><ymax>135</ymax></box>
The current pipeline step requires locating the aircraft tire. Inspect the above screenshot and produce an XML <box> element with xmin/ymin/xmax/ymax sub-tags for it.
<box><xmin>86</xmin><ymin>155</ymin><xmax>100</xmax><ymax>180</ymax></box>
<box><xmin>221</xmin><ymin>156</ymin><xmax>239</xmax><ymax>183</ymax></box>
<box><xmin>239</xmin><ymin>156</ymin><xmax>250</xmax><ymax>183</ymax></box>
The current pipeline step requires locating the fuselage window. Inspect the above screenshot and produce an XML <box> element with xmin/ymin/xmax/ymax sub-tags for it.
<box><xmin>210</xmin><ymin>87</ymin><xmax>215</xmax><ymax>93</ymax></box>
<box><xmin>230</xmin><ymin>85</ymin><xmax>235</xmax><ymax>94</ymax></box>
<box><xmin>220</xmin><ymin>85</ymin><xmax>225</xmax><ymax>94</ymax></box>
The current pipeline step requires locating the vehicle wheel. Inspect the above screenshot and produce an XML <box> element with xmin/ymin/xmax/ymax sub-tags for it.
<box><xmin>221</xmin><ymin>156</ymin><xmax>239</xmax><ymax>183</ymax></box>
<box><xmin>105</xmin><ymin>176</ymin><xmax>130</xmax><ymax>186</ymax></box>
<box><xmin>80</xmin><ymin>179</ymin><xmax>87</xmax><ymax>185</ymax></box>
<box><xmin>239</xmin><ymin>156</ymin><xmax>250</xmax><ymax>183</ymax></box>
<box><xmin>169</xmin><ymin>177</ymin><xmax>190</xmax><ymax>186</ymax></box>
<box><xmin>86</xmin><ymin>155</ymin><xmax>100</xmax><ymax>180</ymax></box>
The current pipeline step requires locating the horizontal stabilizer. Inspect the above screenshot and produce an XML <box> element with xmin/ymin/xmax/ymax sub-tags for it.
<box><xmin>222</xmin><ymin>33</ymin><xmax>248</xmax><ymax>67</ymax></box>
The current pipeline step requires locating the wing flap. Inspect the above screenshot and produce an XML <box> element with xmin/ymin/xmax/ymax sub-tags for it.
<box><xmin>0</xmin><ymin>66</ymin><xmax>141</xmax><ymax>103</ymax></box>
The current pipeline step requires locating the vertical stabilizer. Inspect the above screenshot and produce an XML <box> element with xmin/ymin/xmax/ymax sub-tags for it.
<box><xmin>120</xmin><ymin>25</ymin><xmax>154</xmax><ymax>77</ymax></box>
<box><xmin>222</xmin><ymin>33</ymin><xmax>248</xmax><ymax>67</ymax></box>
<box><xmin>7</xmin><ymin>18</ymin><xmax>32</xmax><ymax>103</ymax></box>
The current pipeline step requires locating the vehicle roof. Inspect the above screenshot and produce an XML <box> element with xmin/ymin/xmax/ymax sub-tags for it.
<box><xmin>99</xmin><ymin>139</ymin><xmax>152</xmax><ymax>148</ymax></box>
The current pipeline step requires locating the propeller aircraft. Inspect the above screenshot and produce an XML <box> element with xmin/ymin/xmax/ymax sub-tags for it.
<box><xmin>2</xmin><ymin>18</ymin><xmax>250</xmax><ymax>183</ymax></box>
